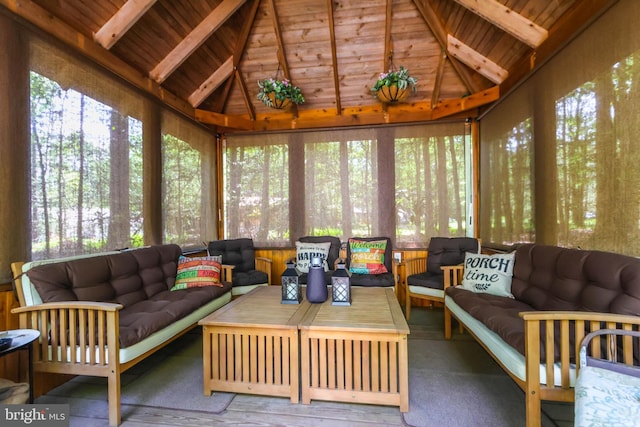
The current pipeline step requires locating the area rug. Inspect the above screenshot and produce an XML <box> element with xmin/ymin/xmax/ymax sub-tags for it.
<box><xmin>402</xmin><ymin>337</ymin><xmax>556</xmax><ymax>427</ymax></box>
<box><xmin>35</xmin><ymin>331</ymin><xmax>235</xmax><ymax>420</ymax></box>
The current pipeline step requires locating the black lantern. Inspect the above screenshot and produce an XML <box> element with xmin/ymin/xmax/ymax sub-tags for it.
<box><xmin>331</xmin><ymin>262</ymin><xmax>351</xmax><ymax>306</ymax></box>
<box><xmin>281</xmin><ymin>260</ymin><xmax>302</xmax><ymax>304</ymax></box>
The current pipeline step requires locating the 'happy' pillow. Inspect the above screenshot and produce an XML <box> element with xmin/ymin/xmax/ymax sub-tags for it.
<box><xmin>459</xmin><ymin>252</ymin><xmax>515</xmax><ymax>298</ymax></box>
<box><xmin>348</xmin><ymin>239</ymin><xmax>388</xmax><ymax>275</ymax></box>
<box><xmin>295</xmin><ymin>241</ymin><xmax>331</xmax><ymax>273</ymax></box>
<box><xmin>171</xmin><ymin>256</ymin><xmax>222</xmax><ymax>290</ymax></box>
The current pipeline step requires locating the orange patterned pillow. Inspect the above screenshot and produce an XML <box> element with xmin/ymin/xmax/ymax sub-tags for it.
<box><xmin>171</xmin><ymin>256</ymin><xmax>222</xmax><ymax>290</ymax></box>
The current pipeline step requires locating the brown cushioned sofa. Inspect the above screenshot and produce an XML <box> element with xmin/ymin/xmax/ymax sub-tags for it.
<box><xmin>443</xmin><ymin>243</ymin><xmax>640</xmax><ymax>427</ymax></box>
<box><xmin>11</xmin><ymin>244</ymin><xmax>232</xmax><ymax>427</ymax></box>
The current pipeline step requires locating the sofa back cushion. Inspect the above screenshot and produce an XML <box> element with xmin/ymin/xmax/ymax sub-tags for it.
<box><xmin>512</xmin><ymin>244</ymin><xmax>640</xmax><ymax>315</ymax></box>
<box><xmin>26</xmin><ymin>244</ymin><xmax>182</xmax><ymax>308</ymax></box>
<box><xmin>427</xmin><ymin>237</ymin><xmax>479</xmax><ymax>274</ymax></box>
<box><xmin>207</xmin><ymin>238</ymin><xmax>256</xmax><ymax>272</ymax></box>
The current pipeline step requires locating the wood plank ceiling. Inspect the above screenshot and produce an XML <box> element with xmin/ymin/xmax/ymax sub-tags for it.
<box><xmin>1</xmin><ymin>0</ymin><xmax>614</xmax><ymax>132</ymax></box>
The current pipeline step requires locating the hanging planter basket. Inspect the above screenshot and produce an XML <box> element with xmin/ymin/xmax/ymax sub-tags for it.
<box><xmin>267</xmin><ymin>92</ymin><xmax>291</xmax><ymax>109</ymax></box>
<box><xmin>371</xmin><ymin>65</ymin><xmax>417</xmax><ymax>104</ymax></box>
<box><xmin>376</xmin><ymin>84</ymin><xmax>410</xmax><ymax>103</ymax></box>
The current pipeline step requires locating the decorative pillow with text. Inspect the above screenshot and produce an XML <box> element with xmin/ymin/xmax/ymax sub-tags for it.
<box><xmin>295</xmin><ymin>241</ymin><xmax>331</xmax><ymax>273</ymax></box>
<box><xmin>171</xmin><ymin>256</ymin><xmax>222</xmax><ymax>290</ymax></box>
<box><xmin>348</xmin><ymin>239</ymin><xmax>388</xmax><ymax>275</ymax></box>
<box><xmin>459</xmin><ymin>252</ymin><xmax>515</xmax><ymax>298</ymax></box>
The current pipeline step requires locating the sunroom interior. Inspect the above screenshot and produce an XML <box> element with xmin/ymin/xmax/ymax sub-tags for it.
<box><xmin>1</xmin><ymin>0</ymin><xmax>639</xmax><ymax>425</ymax></box>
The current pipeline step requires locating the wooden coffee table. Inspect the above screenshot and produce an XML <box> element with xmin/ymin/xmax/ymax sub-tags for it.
<box><xmin>199</xmin><ymin>286</ymin><xmax>311</xmax><ymax>403</ymax></box>
<box><xmin>299</xmin><ymin>287</ymin><xmax>410</xmax><ymax>411</ymax></box>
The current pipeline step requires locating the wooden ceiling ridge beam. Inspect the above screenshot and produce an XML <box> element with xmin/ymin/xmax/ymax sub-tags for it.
<box><xmin>210</xmin><ymin>0</ymin><xmax>260</xmax><ymax>114</ymax></box>
<box><xmin>447</xmin><ymin>34</ymin><xmax>508</xmax><ymax>84</ymax></box>
<box><xmin>410</xmin><ymin>0</ymin><xmax>481</xmax><ymax>94</ymax></box>
<box><xmin>0</xmin><ymin>0</ymin><xmax>195</xmax><ymax>119</ymax></box>
<box><xmin>94</xmin><ymin>0</ymin><xmax>158</xmax><ymax>50</ymax></box>
<box><xmin>195</xmin><ymin>87</ymin><xmax>498</xmax><ymax>131</ymax></box>
<box><xmin>268</xmin><ymin>0</ymin><xmax>298</xmax><ymax>117</ymax></box>
<box><xmin>150</xmin><ymin>0</ymin><xmax>247</xmax><ymax>83</ymax></box>
<box><xmin>452</xmin><ymin>0</ymin><xmax>548</xmax><ymax>48</ymax></box>
<box><xmin>326</xmin><ymin>0</ymin><xmax>341</xmax><ymax>114</ymax></box>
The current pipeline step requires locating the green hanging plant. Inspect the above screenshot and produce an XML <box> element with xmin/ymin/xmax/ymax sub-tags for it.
<box><xmin>257</xmin><ymin>78</ymin><xmax>305</xmax><ymax>109</ymax></box>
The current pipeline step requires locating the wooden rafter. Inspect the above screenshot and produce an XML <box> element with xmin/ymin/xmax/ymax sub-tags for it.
<box><xmin>452</xmin><ymin>0</ymin><xmax>548</xmax><ymax>48</ymax></box>
<box><xmin>411</xmin><ymin>0</ymin><xmax>482</xmax><ymax>94</ymax></box>
<box><xmin>383</xmin><ymin>0</ymin><xmax>393</xmax><ymax>72</ymax></box>
<box><xmin>268</xmin><ymin>0</ymin><xmax>298</xmax><ymax>117</ymax></box>
<box><xmin>0</xmin><ymin>0</ymin><xmax>194</xmax><ymax>119</ymax></box>
<box><xmin>235</xmin><ymin>69</ymin><xmax>256</xmax><ymax>121</ymax></box>
<box><xmin>447</xmin><ymin>34</ymin><xmax>508</xmax><ymax>84</ymax></box>
<box><xmin>326</xmin><ymin>0</ymin><xmax>341</xmax><ymax>114</ymax></box>
<box><xmin>211</xmin><ymin>0</ymin><xmax>260</xmax><ymax>114</ymax></box>
<box><xmin>431</xmin><ymin>49</ymin><xmax>447</xmax><ymax>107</ymax></box>
<box><xmin>188</xmin><ymin>56</ymin><xmax>234</xmax><ymax>107</ymax></box>
<box><xmin>149</xmin><ymin>0</ymin><xmax>246</xmax><ymax>83</ymax></box>
<box><xmin>93</xmin><ymin>0</ymin><xmax>158</xmax><ymax>50</ymax></box>
<box><xmin>500</xmin><ymin>0</ymin><xmax>616</xmax><ymax>94</ymax></box>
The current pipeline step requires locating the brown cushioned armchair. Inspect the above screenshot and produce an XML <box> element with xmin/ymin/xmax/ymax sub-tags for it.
<box><xmin>207</xmin><ymin>238</ymin><xmax>272</xmax><ymax>297</ymax></box>
<box><xmin>401</xmin><ymin>237</ymin><xmax>479</xmax><ymax>319</ymax></box>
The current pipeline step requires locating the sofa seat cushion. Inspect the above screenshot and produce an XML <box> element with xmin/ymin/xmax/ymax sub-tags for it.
<box><xmin>118</xmin><ymin>283</ymin><xmax>231</xmax><ymax>347</ymax></box>
<box><xmin>350</xmin><ymin>272</ymin><xmax>395</xmax><ymax>287</ymax></box>
<box><xmin>231</xmin><ymin>270</ymin><xmax>269</xmax><ymax>287</ymax></box>
<box><xmin>446</xmin><ymin>287</ymin><xmax>534</xmax><ymax>357</ymax></box>
<box><xmin>407</xmin><ymin>271</ymin><xmax>444</xmax><ymax>290</ymax></box>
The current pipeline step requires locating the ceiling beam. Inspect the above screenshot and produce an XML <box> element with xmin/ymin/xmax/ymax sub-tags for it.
<box><xmin>268</xmin><ymin>0</ymin><xmax>298</xmax><ymax>117</ymax></box>
<box><xmin>411</xmin><ymin>0</ymin><xmax>482</xmax><ymax>94</ymax></box>
<box><xmin>195</xmin><ymin>87</ymin><xmax>498</xmax><ymax>131</ymax></box>
<box><xmin>326</xmin><ymin>0</ymin><xmax>341</xmax><ymax>114</ymax></box>
<box><xmin>150</xmin><ymin>0</ymin><xmax>246</xmax><ymax>83</ymax></box>
<box><xmin>431</xmin><ymin>49</ymin><xmax>447</xmax><ymax>107</ymax></box>
<box><xmin>500</xmin><ymin>0</ymin><xmax>616</xmax><ymax>95</ymax></box>
<box><xmin>447</xmin><ymin>34</ymin><xmax>508</xmax><ymax>84</ymax></box>
<box><xmin>432</xmin><ymin>86</ymin><xmax>499</xmax><ymax>119</ymax></box>
<box><xmin>235</xmin><ymin>69</ymin><xmax>256</xmax><ymax>121</ymax></box>
<box><xmin>93</xmin><ymin>0</ymin><xmax>158</xmax><ymax>50</ymax></box>
<box><xmin>452</xmin><ymin>0</ymin><xmax>548</xmax><ymax>48</ymax></box>
<box><xmin>0</xmin><ymin>0</ymin><xmax>195</xmax><ymax>119</ymax></box>
<box><xmin>188</xmin><ymin>56</ymin><xmax>234</xmax><ymax>107</ymax></box>
<box><xmin>211</xmin><ymin>0</ymin><xmax>260</xmax><ymax>114</ymax></box>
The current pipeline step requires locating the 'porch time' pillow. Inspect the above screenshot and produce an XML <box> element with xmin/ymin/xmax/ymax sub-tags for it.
<box><xmin>348</xmin><ymin>239</ymin><xmax>388</xmax><ymax>275</ymax></box>
<box><xmin>171</xmin><ymin>256</ymin><xmax>222</xmax><ymax>290</ymax></box>
<box><xmin>459</xmin><ymin>252</ymin><xmax>515</xmax><ymax>298</ymax></box>
<box><xmin>295</xmin><ymin>241</ymin><xmax>331</xmax><ymax>273</ymax></box>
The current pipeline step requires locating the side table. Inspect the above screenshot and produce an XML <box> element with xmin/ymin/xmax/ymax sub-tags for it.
<box><xmin>0</xmin><ymin>329</ymin><xmax>40</xmax><ymax>403</ymax></box>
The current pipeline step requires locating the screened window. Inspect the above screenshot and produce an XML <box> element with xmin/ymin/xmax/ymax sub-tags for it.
<box><xmin>479</xmin><ymin>1</ymin><xmax>640</xmax><ymax>255</ymax></box>
<box><xmin>29</xmin><ymin>36</ymin><xmax>217</xmax><ymax>259</ymax></box>
<box><xmin>29</xmin><ymin>65</ymin><xmax>143</xmax><ymax>259</ymax></box>
<box><xmin>162</xmin><ymin>112</ymin><xmax>217</xmax><ymax>246</ymax></box>
<box><xmin>224</xmin><ymin>123</ymin><xmax>469</xmax><ymax>248</ymax></box>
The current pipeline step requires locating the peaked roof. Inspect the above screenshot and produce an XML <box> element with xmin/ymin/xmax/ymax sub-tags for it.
<box><xmin>3</xmin><ymin>0</ymin><xmax>612</xmax><ymax>132</ymax></box>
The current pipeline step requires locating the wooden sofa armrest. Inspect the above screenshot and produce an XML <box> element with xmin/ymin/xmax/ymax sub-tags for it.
<box><xmin>519</xmin><ymin>310</ymin><xmax>640</xmax><ymax>426</ymax></box>
<box><xmin>12</xmin><ymin>301</ymin><xmax>123</xmax><ymax>369</ymax></box>
<box><xmin>255</xmin><ymin>257</ymin><xmax>273</xmax><ymax>284</ymax></box>
<box><xmin>220</xmin><ymin>264</ymin><xmax>235</xmax><ymax>283</ymax></box>
<box><xmin>440</xmin><ymin>264</ymin><xmax>465</xmax><ymax>290</ymax></box>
